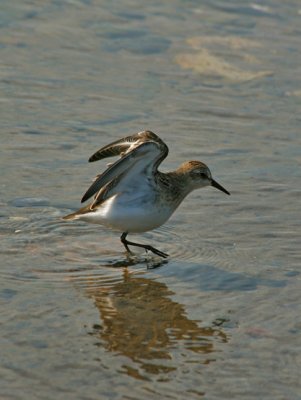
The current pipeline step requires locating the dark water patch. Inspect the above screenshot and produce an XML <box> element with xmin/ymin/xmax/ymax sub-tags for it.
<box><xmin>116</xmin><ymin>11</ymin><xmax>146</xmax><ymax>21</ymax></box>
<box><xmin>100</xmin><ymin>28</ymin><xmax>148</xmax><ymax>40</ymax></box>
<box><xmin>22</xmin><ymin>129</ymin><xmax>48</xmax><ymax>135</ymax></box>
<box><xmin>11</xmin><ymin>197</ymin><xmax>50</xmax><ymax>207</ymax></box>
<box><xmin>102</xmin><ymin>34</ymin><xmax>170</xmax><ymax>54</ymax></box>
<box><xmin>153</xmin><ymin>261</ymin><xmax>287</xmax><ymax>292</ymax></box>
<box><xmin>96</xmin><ymin>114</ymin><xmax>142</xmax><ymax>126</ymax></box>
<box><xmin>24</xmin><ymin>11</ymin><xmax>39</xmax><ymax>19</ymax></box>
<box><xmin>0</xmin><ymin>288</ymin><xmax>18</xmax><ymax>300</ymax></box>
<box><xmin>284</xmin><ymin>270</ymin><xmax>300</xmax><ymax>278</ymax></box>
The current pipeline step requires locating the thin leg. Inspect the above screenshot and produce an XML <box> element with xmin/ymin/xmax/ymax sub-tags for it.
<box><xmin>120</xmin><ymin>232</ymin><xmax>169</xmax><ymax>258</ymax></box>
<box><xmin>120</xmin><ymin>232</ymin><xmax>132</xmax><ymax>253</ymax></box>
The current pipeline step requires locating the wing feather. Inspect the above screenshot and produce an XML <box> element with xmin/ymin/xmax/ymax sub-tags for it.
<box><xmin>81</xmin><ymin>132</ymin><xmax>168</xmax><ymax>203</ymax></box>
<box><xmin>88</xmin><ymin>131</ymin><xmax>159</xmax><ymax>162</ymax></box>
<box><xmin>82</xmin><ymin>144</ymin><xmax>148</xmax><ymax>203</ymax></box>
<box><xmin>88</xmin><ymin>135</ymin><xmax>138</xmax><ymax>162</ymax></box>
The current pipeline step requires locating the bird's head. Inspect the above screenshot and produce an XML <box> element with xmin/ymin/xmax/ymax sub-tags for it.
<box><xmin>180</xmin><ymin>161</ymin><xmax>230</xmax><ymax>195</ymax></box>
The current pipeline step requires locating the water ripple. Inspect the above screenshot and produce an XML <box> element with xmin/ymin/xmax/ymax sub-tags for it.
<box><xmin>152</xmin><ymin>223</ymin><xmax>239</xmax><ymax>270</ymax></box>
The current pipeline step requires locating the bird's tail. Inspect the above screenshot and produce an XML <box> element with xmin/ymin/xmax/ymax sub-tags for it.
<box><xmin>62</xmin><ymin>203</ymin><xmax>91</xmax><ymax>221</ymax></box>
<box><xmin>62</xmin><ymin>211</ymin><xmax>78</xmax><ymax>221</ymax></box>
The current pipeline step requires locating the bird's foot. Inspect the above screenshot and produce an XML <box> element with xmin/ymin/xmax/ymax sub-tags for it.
<box><xmin>144</xmin><ymin>245</ymin><xmax>169</xmax><ymax>258</ymax></box>
<box><xmin>120</xmin><ymin>233</ymin><xmax>169</xmax><ymax>259</ymax></box>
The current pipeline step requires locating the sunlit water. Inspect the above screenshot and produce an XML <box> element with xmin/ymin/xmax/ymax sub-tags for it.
<box><xmin>1</xmin><ymin>1</ymin><xmax>301</xmax><ymax>399</ymax></box>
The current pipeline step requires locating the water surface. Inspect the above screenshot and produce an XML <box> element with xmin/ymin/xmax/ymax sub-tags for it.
<box><xmin>1</xmin><ymin>1</ymin><xmax>301</xmax><ymax>399</ymax></box>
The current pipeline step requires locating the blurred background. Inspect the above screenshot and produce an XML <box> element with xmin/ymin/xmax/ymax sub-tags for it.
<box><xmin>1</xmin><ymin>1</ymin><xmax>300</xmax><ymax>399</ymax></box>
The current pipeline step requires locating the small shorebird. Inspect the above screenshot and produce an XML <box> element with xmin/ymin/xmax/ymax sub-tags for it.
<box><xmin>63</xmin><ymin>130</ymin><xmax>230</xmax><ymax>258</ymax></box>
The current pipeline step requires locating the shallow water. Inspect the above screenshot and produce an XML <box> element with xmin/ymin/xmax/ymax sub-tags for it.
<box><xmin>1</xmin><ymin>1</ymin><xmax>301</xmax><ymax>399</ymax></box>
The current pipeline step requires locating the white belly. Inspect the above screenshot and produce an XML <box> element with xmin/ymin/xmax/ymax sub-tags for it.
<box><xmin>79</xmin><ymin>193</ymin><xmax>173</xmax><ymax>233</ymax></box>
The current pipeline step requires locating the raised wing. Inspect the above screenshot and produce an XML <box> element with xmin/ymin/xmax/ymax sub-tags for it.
<box><xmin>88</xmin><ymin>130</ymin><xmax>166</xmax><ymax>162</ymax></box>
<box><xmin>81</xmin><ymin>131</ymin><xmax>168</xmax><ymax>203</ymax></box>
<box><xmin>88</xmin><ymin>132</ymin><xmax>141</xmax><ymax>162</ymax></box>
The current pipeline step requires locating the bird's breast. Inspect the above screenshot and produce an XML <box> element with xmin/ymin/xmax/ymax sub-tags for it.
<box><xmin>98</xmin><ymin>191</ymin><xmax>173</xmax><ymax>233</ymax></box>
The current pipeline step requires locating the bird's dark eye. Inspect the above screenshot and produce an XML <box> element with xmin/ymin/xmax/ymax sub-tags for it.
<box><xmin>200</xmin><ymin>173</ymin><xmax>207</xmax><ymax>179</ymax></box>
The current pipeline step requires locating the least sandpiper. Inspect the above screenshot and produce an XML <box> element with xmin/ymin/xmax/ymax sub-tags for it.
<box><xmin>63</xmin><ymin>130</ymin><xmax>230</xmax><ymax>258</ymax></box>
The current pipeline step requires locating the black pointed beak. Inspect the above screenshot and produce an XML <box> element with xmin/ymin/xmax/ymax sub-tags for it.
<box><xmin>211</xmin><ymin>179</ymin><xmax>230</xmax><ymax>195</ymax></box>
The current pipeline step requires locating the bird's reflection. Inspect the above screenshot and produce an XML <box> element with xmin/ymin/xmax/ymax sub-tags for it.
<box><xmin>80</xmin><ymin>261</ymin><xmax>228</xmax><ymax>379</ymax></box>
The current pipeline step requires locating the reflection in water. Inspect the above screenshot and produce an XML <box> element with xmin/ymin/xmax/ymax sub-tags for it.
<box><xmin>76</xmin><ymin>263</ymin><xmax>228</xmax><ymax>380</ymax></box>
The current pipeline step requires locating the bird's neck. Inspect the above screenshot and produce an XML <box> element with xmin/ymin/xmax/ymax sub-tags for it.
<box><xmin>156</xmin><ymin>170</ymin><xmax>194</xmax><ymax>205</ymax></box>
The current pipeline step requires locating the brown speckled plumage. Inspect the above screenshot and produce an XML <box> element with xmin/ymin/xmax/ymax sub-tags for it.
<box><xmin>63</xmin><ymin>131</ymin><xmax>230</xmax><ymax>258</ymax></box>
